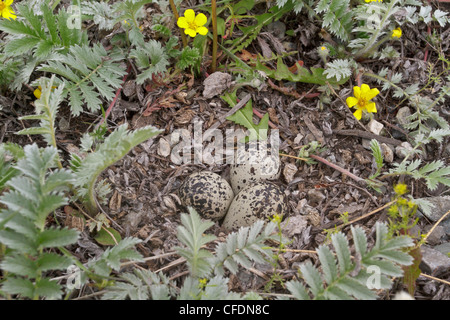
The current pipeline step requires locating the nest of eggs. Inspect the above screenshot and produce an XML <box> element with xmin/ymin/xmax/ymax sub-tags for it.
<box><xmin>179</xmin><ymin>143</ymin><xmax>287</xmax><ymax>230</ymax></box>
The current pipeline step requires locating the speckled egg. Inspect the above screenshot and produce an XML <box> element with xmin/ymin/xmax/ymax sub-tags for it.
<box><xmin>222</xmin><ymin>182</ymin><xmax>287</xmax><ymax>230</ymax></box>
<box><xmin>230</xmin><ymin>142</ymin><xmax>281</xmax><ymax>194</ymax></box>
<box><xmin>179</xmin><ymin>171</ymin><xmax>234</xmax><ymax>220</ymax></box>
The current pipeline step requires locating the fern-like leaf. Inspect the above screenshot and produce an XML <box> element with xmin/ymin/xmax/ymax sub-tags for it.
<box><xmin>175</xmin><ymin>207</ymin><xmax>217</xmax><ymax>278</ymax></box>
<box><xmin>39</xmin><ymin>44</ymin><xmax>126</xmax><ymax>115</ymax></box>
<box><xmin>211</xmin><ymin>220</ymin><xmax>277</xmax><ymax>276</ymax></box>
<box><xmin>286</xmin><ymin>222</ymin><xmax>414</xmax><ymax>300</ymax></box>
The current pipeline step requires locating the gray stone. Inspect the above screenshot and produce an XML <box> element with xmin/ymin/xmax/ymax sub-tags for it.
<box><xmin>202</xmin><ymin>72</ymin><xmax>232</xmax><ymax>99</ymax></box>
<box><xmin>419</xmin><ymin>196</ymin><xmax>450</xmax><ymax>222</ymax></box>
<box><xmin>283</xmin><ymin>163</ymin><xmax>298</xmax><ymax>184</ymax></box>
<box><xmin>367</xmin><ymin>119</ymin><xmax>384</xmax><ymax>135</ymax></box>
<box><xmin>433</xmin><ymin>242</ymin><xmax>450</xmax><ymax>256</ymax></box>
<box><xmin>362</xmin><ymin>139</ymin><xmax>372</xmax><ymax>150</ymax></box>
<box><xmin>423</xmin><ymin>225</ymin><xmax>445</xmax><ymax>246</ymax></box>
<box><xmin>396</xmin><ymin>107</ymin><xmax>412</xmax><ymax>126</ymax></box>
<box><xmin>419</xmin><ymin>245</ymin><xmax>450</xmax><ymax>276</ymax></box>
<box><xmin>380</xmin><ymin>143</ymin><xmax>394</xmax><ymax>163</ymax></box>
<box><xmin>395</xmin><ymin>142</ymin><xmax>413</xmax><ymax>159</ymax></box>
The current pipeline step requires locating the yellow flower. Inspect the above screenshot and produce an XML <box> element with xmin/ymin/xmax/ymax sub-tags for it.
<box><xmin>198</xmin><ymin>278</ymin><xmax>208</xmax><ymax>289</ymax></box>
<box><xmin>33</xmin><ymin>86</ymin><xmax>43</xmax><ymax>99</ymax></box>
<box><xmin>0</xmin><ymin>0</ymin><xmax>16</xmax><ymax>20</ymax></box>
<box><xmin>346</xmin><ymin>84</ymin><xmax>379</xmax><ymax>120</ymax></box>
<box><xmin>177</xmin><ymin>9</ymin><xmax>208</xmax><ymax>38</ymax></box>
<box><xmin>392</xmin><ymin>27</ymin><xmax>402</xmax><ymax>39</ymax></box>
<box><xmin>365</xmin><ymin>0</ymin><xmax>382</xmax><ymax>2</ymax></box>
<box><xmin>33</xmin><ymin>85</ymin><xmax>57</xmax><ymax>99</ymax></box>
<box><xmin>394</xmin><ymin>183</ymin><xmax>408</xmax><ymax>196</ymax></box>
<box><xmin>271</xmin><ymin>213</ymin><xmax>282</xmax><ymax>224</ymax></box>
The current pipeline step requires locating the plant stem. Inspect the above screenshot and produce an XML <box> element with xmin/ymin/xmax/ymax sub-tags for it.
<box><xmin>310</xmin><ymin>154</ymin><xmax>366</xmax><ymax>184</ymax></box>
<box><xmin>211</xmin><ymin>0</ymin><xmax>218</xmax><ymax>73</ymax></box>
<box><xmin>354</xmin><ymin>0</ymin><xmax>399</xmax><ymax>60</ymax></box>
<box><xmin>169</xmin><ymin>0</ymin><xmax>188</xmax><ymax>48</ymax></box>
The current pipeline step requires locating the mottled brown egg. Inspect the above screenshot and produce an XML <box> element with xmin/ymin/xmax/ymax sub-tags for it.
<box><xmin>179</xmin><ymin>171</ymin><xmax>234</xmax><ymax>220</ymax></box>
<box><xmin>222</xmin><ymin>182</ymin><xmax>287</xmax><ymax>230</ymax></box>
<box><xmin>230</xmin><ymin>142</ymin><xmax>281</xmax><ymax>195</ymax></box>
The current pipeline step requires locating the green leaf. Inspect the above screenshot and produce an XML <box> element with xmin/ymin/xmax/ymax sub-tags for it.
<box><xmin>317</xmin><ymin>245</ymin><xmax>338</xmax><ymax>285</ymax></box>
<box><xmin>94</xmin><ymin>227</ymin><xmax>122</xmax><ymax>246</ymax></box>
<box><xmin>226</xmin><ymin>98</ymin><xmax>269</xmax><ymax>142</ymax></box>
<box><xmin>0</xmin><ymin>229</ymin><xmax>37</xmax><ymax>254</ymax></box>
<box><xmin>255</xmin><ymin>56</ymin><xmax>348</xmax><ymax>85</ymax></box>
<box><xmin>286</xmin><ymin>280</ymin><xmax>310</xmax><ymax>300</ymax></box>
<box><xmin>1</xmin><ymin>254</ymin><xmax>37</xmax><ymax>278</ymax></box>
<box><xmin>36</xmin><ymin>252</ymin><xmax>73</xmax><ymax>272</ymax></box>
<box><xmin>100</xmin><ymin>237</ymin><xmax>143</xmax><ymax>271</ymax></box>
<box><xmin>37</xmin><ymin>227</ymin><xmax>79</xmax><ymax>249</ymax></box>
<box><xmin>1</xmin><ymin>277</ymin><xmax>35</xmax><ymax>299</ymax></box>
<box><xmin>300</xmin><ymin>261</ymin><xmax>324</xmax><ymax>298</ymax></box>
<box><xmin>34</xmin><ymin>278</ymin><xmax>63</xmax><ymax>300</ymax></box>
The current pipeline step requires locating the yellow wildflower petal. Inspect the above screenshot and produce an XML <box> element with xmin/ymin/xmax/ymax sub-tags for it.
<box><xmin>5</xmin><ymin>0</ymin><xmax>14</xmax><ymax>5</ymax></box>
<box><xmin>34</xmin><ymin>88</ymin><xmax>42</xmax><ymax>99</ymax></box>
<box><xmin>360</xmin><ymin>83</ymin><xmax>371</xmax><ymax>96</ymax></box>
<box><xmin>177</xmin><ymin>16</ymin><xmax>189</xmax><ymax>29</ymax></box>
<box><xmin>366</xmin><ymin>102</ymin><xmax>377</xmax><ymax>113</ymax></box>
<box><xmin>185</xmin><ymin>28</ymin><xmax>197</xmax><ymax>38</ymax></box>
<box><xmin>365</xmin><ymin>87</ymin><xmax>380</xmax><ymax>101</ymax></box>
<box><xmin>392</xmin><ymin>27</ymin><xmax>402</xmax><ymax>38</ymax></box>
<box><xmin>196</xmin><ymin>26</ymin><xmax>208</xmax><ymax>36</ymax></box>
<box><xmin>194</xmin><ymin>13</ymin><xmax>207</xmax><ymax>27</ymax></box>
<box><xmin>1</xmin><ymin>7</ymin><xmax>16</xmax><ymax>20</ymax></box>
<box><xmin>184</xmin><ymin>9</ymin><xmax>196</xmax><ymax>23</ymax></box>
<box><xmin>353</xmin><ymin>86</ymin><xmax>361</xmax><ymax>99</ymax></box>
<box><xmin>346</xmin><ymin>96</ymin><xmax>359</xmax><ymax>108</ymax></box>
<box><xmin>353</xmin><ymin>108</ymin><xmax>363</xmax><ymax>120</ymax></box>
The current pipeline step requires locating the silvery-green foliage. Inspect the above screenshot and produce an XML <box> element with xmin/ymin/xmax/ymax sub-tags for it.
<box><xmin>102</xmin><ymin>208</ymin><xmax>273</xmax><ymax>300</ymax></box>
<box><xmin>351</xmin><ymin>0</ymin><xmax>402</xmax><ymax>57</ymax></box>
<box><xmin>102</xmin><ymin>269</ymin><xmax>174</xmax><ymax>300</ymax></box>
<box><xmin>211</xmin><ymin>220</ymin><xmax>278</xmax><ymax>276</ymax></box>
<box><xmin>0</xmin><ymin>4</ymin><xmax>88</xmax><ymax>90</ymax></box>
<box><xmin>175</xmin><ymin>207</ymin><xmax>217</xmax><ymax>278</ymax></box>
<box><xmin>375</xmin><ymin>68</ymin><xmax>419</xmax><ymax>99</ymax></box>
<box><xmin>81</xmin><ymin>1</ymin><xmax>117</xmax><ymax>31</ymax></box>
<box><xmin>323</xmin><ymin>59</ymin><xmax>353</xmax><ymax>82</ymax></box>
<box><xmin>0</xmin><ymin>143</ymin><xmax>23</xmax><ymax>192</ymax></box>
<box><xmin>0</xmin><ymin>144</ymin><xmax>78</xmax><ymax>299</ymax></box>
<box><xmin>286</xmin><ymin>222</ymin><xmax>414</xmax><ymax>300</ymax></box>
<box><xmin>17</xmin><ymin>76</ymin><xmax>63</xmax><ymax>147</ymax></box>
<box><xmin>405</xmin><ymin>95</ymin><xmax>449</xmax><ymax>135</ymax></box>
<box><xmin>39</xmin><ymin>44</ymin><xmax>126</xmax><ymax>116</ymax></box>
<box><xmin>87</xmin><ymin>237</ymin><xmax>144</xmax><ymax>278</ymax></box>
<box><xmin>130</xmin><ymin>40</ymin><xmax>170</xmax><ymax>84</ymax></box>
<box><xmin>403</xmin><ymin>5</ymin><xmax>449</xmax><ymax>27</ymax></box>
<box><xmin>278</xmin><ymin>0</ymin><xmax>352</xmax><ymax>40</ymax></box>
<box><xmin>70</xmin><ymin>123</ymin><xmax>162</xmax><ymax>210</ymax></box>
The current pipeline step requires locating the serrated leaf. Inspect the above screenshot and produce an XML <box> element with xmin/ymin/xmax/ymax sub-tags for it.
<box><xmin>331</xmin><ymin>233</ymin><xmax>352</xmax><ymax>273</ymax></box>
<box><xmin>286</xmin><ymin>280</ymin><xmax>310</xmax><ymax>300</ymax></box>
<box><xmin>37</xmin><ymin>227</ymin><xmax>79</xmax><ymax>249</ymax></box>
<box><xmin>336</xmin><ymin>277</ymin><xmax>377</xmax><ymax>300</ymax></box>
<box><xmin>226</xmin><ymin>98</ymin><xmax>269</xmax><ymax>142</ymax></box>
<box><xmin>255</xmin><ymin>56</ymin><xmax>348</xmax><ymax>85</ymax></box>
<box><xmin>317</xmin><ymin>245</ymin><xmax>338</xmax><ymax>285</ymax></box>
<box><xmin>1</xmin><ymin>254</ymin><xmax>37</xmax><ymax>277</ymax></box>
<box><xmin>1</xmin><ymin>277</ymin><xmax>35</xmax><ymax>298</ymax></box>
<box><xmin>300</xmin><ymin>261</ymin><xmax>324</xmax><ymax>297</ymax></box>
